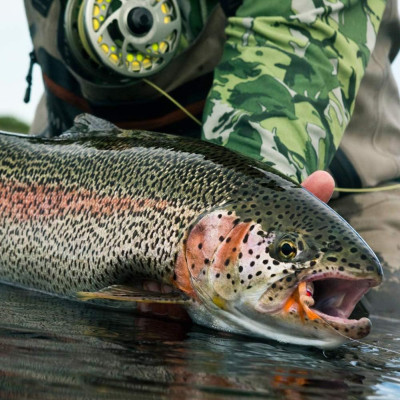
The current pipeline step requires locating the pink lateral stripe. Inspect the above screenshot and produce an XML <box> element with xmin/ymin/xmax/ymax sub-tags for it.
<box><xmin>0</xmin><ymin>179</ymin><xmax>168</xmax><ymax>220</ymax></box>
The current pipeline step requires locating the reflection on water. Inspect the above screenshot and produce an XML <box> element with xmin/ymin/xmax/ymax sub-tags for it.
<box><xmin>0</xmin><ymin>284</ymin><xmax>399</xmax><ymax>400</ymax></box>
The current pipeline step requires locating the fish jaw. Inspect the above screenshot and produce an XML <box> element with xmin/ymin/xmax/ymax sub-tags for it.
<box><xmin>188</xmin><ymin>271</ymin><xmax>380</xmax><ymax>348</ymax></box>
<box><xmin>255</xmin><ymin>272</ymin><xmax>381</xmax><ymax>343</ymax></box>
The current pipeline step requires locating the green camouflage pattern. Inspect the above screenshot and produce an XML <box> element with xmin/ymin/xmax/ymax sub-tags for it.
<box><xmin>202</xmin><ymin>0</ymin><xmax>386</xmax><ymax>183</ymax></box>
<box><xmin>177</xmin><ymin>0</ymin><xmax>220</xmax><ymax>51</ymax></box>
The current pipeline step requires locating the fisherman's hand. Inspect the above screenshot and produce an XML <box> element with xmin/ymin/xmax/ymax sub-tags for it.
<box><xmin>301</xmin><ymin>171</ymin><xmax>335</xmax><ymax>203</ymax></box>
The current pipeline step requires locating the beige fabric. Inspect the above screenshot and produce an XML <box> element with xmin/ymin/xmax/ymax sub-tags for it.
<box><xmin>339</xmin><ymin>0</ymin><xmax>400</xmax><ymax>188</ymax></box>
<box><xmin>29</xmin><ymin>93</ymin><xmax>48</xmax><ymax>135</ymax></box>
<box><xmin>24</xmin><ymin>0</ymin><xmax>63</xmax><ymax>61</ymax></box>
<box><xmin>331</xmin><ymin>188</ymin><xmax>400</xmax><ymax>316</ymax></box>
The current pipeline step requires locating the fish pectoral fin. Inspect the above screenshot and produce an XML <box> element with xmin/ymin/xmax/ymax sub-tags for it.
<box><xmin>77</xmin><ymin>285</ymin><xmax>192</xmax><ymax>304</ymax></box>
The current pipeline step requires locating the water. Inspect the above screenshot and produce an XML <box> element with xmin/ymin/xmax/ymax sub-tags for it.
<box><xmin>0</xmin><ymin>284</ymin><xmax>399</xmax><ymax>400</ymax></box>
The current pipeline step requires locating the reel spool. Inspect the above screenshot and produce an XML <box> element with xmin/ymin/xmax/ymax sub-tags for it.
<box><xmin>65</xmin><ymin>0</ymin><xmax>181</xmax><ymax>80</ymax></box>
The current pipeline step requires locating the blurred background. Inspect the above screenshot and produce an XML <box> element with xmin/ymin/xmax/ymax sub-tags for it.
<box><xmin>0</xmin><ymin>2</ymin><xmax>399</xmax><ymax>133</ymax></box>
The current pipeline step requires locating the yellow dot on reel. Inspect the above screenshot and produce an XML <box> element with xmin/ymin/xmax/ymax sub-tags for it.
<box><xmin>97</xmin><ymin>35</ymin><xmax>103</xmax><ymax>43</ymax></box>
<box><xmin>99</xmin><ymin>15</ymin><xmax>105</xmax><ymax>21</ymax></box>
<box><xmin>101</xmin><ymin>43</ymin><xmax>109</xmax><ymax>54</ymax></box>
<box><xmin>93</xmin><ymin>5</ymin><xmax>100</xmax><ymax>17</ymax></box>
<box><xmin>161</xmin><ymin>3</ymin><xmax>170</xmax><ymax>14</ymax></box>
<box><xmin>111</xmin><ymin>45</ymin><xmax>116</xmax><ymax>52</ymax></box>
<box><xmin>151</xmin><ymin>43</ymin><xmax>159</xmax><ymax>52</ymax></box>
<box><xmin>159</xmin><ymin>41</ymin><xmax>168</xmax><ymax>54</ymax></box>
<box><xmin>109</xmin><ymin>53</ymin><xmax>119</xmax><ymax>64</ymax></box>
<box><xmin>93</xmin><ymin>18</ymin><xmax>100</xmax><ymax>31</ymax></box>
<box><xmin>136</xmin><ymin>53</ymin><xmax>144</xmax><ymax>61</ymax></box>
<box><xmin>132</xmin><ymin>61</ymin><xmax>141</xmax><ymax>71</ymax></box>
<box><xmin>96</xmin><ymin>0</ymin><xmax>103</xmax><ymax>3</ymax></box>
<box><xmin>101</xmin><ymin>4</ymin><xmax>106</xmax><ymax>10</ymax></box>
<box><xmin>126</xmin><ymin>53</ymin><xmax>134</xmax><ymax>62</ymax></box>
<box><xmin>143</xmin><ymin>58</ymin><xmax>152</xmax><ymax>69</ymax></box>
<box><xmin>164</xmin><ymin>16</ymin><xmax>171</xmax><ymax>24</ymax></box>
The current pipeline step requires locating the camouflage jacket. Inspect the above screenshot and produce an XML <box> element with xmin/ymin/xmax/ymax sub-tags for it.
<box><xmin>203</xmin><ymin>0</ymin><xmax>389</xmax><ymax>183</ymax></box>
<box><xmin>26</xmin><ymin>0</ymin><xmax>398</xmax><ymax>185</ymax></box>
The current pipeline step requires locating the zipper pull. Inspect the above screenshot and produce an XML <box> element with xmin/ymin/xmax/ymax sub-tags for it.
<box><xmin>24</xmin><ymin>50</ymin><xmax>37</xmax><ymax>104</ymax></box>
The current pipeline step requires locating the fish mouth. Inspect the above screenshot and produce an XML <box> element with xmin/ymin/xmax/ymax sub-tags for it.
<box><xmin>310</xmin><ymin>278</ymin><xmax>372</xmax><ymax>319</ymax></box>
<box><xmin>283</xmin><ymin>274</ymin><xmax>379</xmax><ymax>339</ymax></box>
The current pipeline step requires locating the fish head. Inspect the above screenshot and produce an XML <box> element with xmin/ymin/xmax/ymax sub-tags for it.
<box><xmin>179</xmin><ymin>186</ymin><xmax>383</xmax><ymax>348</ymax></box>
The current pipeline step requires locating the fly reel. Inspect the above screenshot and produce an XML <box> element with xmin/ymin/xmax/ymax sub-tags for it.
<box><xmin>65</xmin><ymin>0</ymin><xmax>181</xmax><ymax>79</ymax></box>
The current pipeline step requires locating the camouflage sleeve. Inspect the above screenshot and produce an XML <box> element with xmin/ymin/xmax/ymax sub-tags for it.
<box><xmin>201</xmin><ymin>0</ymin><xmax>386</xmax><ymax>183</ymax></box>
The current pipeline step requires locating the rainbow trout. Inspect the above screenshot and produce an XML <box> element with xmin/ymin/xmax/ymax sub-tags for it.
<box><xmin>0</xmin><ymin>114</ymin><xmax>382</xmax><ymax>348</ymax></box>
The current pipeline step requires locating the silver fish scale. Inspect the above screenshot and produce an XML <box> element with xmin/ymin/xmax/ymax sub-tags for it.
<box><xmin>0</xmin><ymin>126</ymin><xmax>382</xmax><ymax>299</ymax></box>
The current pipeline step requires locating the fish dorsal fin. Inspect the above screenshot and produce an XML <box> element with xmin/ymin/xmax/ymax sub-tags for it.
<box><xmin>77</xmin><ymin>285</ymin><xmax>192</xmax><ymax>304</ymax></box>
<box><xmin>59</xmin><ymin>114</ymin><xmax>123</xmax><ymax>140</ymax></box>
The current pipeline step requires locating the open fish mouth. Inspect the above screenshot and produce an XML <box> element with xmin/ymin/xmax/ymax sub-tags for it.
<box><xmin>282</xmin><ymin>275</ymin><xmax>380</xmax><ymax>339</ymax></box>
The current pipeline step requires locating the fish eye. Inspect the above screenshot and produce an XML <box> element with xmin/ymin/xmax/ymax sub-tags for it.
<box><xmin>278</xmin><ymin>240</ymin><xmax>297</xmax><ymax>260</ymax></box>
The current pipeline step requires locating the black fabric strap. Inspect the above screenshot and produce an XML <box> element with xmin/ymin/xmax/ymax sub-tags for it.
<box><xmin>329</xmin><ymin>147</ymin><xmax>362</xmax><ymax>193</ymax></box>
<box><xmin>219</xmin><ymin>0</ymin><xmax>243</xmax><ymax>17</ymax></box>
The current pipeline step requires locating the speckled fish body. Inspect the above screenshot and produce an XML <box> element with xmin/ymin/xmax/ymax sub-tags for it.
<box><xmin>0</xmin><ymin>115</ymin><xmax>383</xmax><ymax>348</ymax></box>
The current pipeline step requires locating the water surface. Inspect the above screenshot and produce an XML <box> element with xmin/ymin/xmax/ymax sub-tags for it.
<box><xmin>1</xmin><ymin>284</ymin><xmax>399</xmax><ymax>399</ymax></box>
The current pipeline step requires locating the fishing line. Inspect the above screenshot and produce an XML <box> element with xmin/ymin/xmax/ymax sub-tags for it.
<box><xmin>143</xmin><ymin>78</ymin><xmax>202</xmax><ymax>126</ymax></box>
<box><xmin>334</xmin><ymin>184</ymin><xmax>400</xmax><ymax>193</ymax></box>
